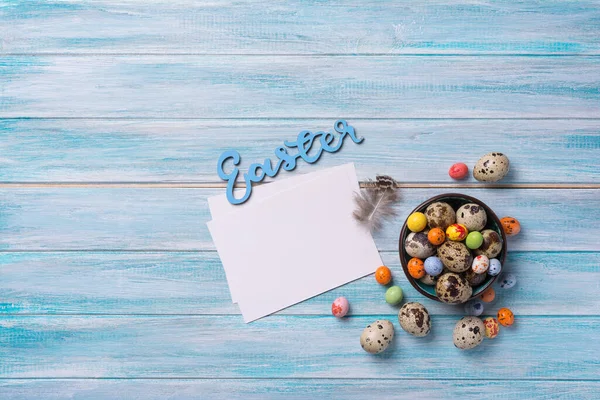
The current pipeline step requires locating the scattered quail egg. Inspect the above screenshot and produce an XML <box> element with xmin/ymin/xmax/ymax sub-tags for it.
<box><xmin>425</xmin><ymin>202</ymin><xmax>456</xmax><ymax>230</ymax></box>
<box><xmin>435</xmin><ymin>272</ymin><xmax>473</xmax><ymax>304</ymax></box>
<box><xmin>398</xmin><ymin>302</ymin><xmax>431</xmax><ymax>337</ymax></box>
<box><xmin>456</xmin><ymin>203</ymin><xmax>488</xmax><ymax>232</ymax></box>
<box><xmin>473</xmin><ymin>152</ymin><xmax>510</xmax><ymax>182</ymax></box>
<box><xmin>474</xmin><ymin>229</ymin><xmax>503</xmax><ymax>259</ymax></box>
<box><xmin>437</xmin><ymin>241</ymin><xmax>473</xmax><ymax>273</ymax></box>
<box><xmin>360</xmin><ymin>320</ymin><xmax>395</xmax><ymax>354</ymax></box>
<box><xmin>405</xmin><ymin>232</ymin><xmax>437</xmax><ymax>259</ymax></box>
<box><xmin>453</xmin><ymin>316</ymin><xmax>485</xmax><ymax>350</ymax></box>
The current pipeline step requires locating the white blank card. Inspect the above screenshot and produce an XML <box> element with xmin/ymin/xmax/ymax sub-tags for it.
<box><xmin>207</xmin><ymin>164</ymin><xmax>382</xmax><ymax>322</ymax></box>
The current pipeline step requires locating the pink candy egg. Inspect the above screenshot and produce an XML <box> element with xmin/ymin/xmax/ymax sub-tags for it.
<box><xmin>449</xmin><ymin>163</ymin><xmax>469</xmax><ymax>180</ymax></box>
<box><xmin>331</xmin><ymin>296</ymin><xmax>349</xmax><ymax>318</ymax></box>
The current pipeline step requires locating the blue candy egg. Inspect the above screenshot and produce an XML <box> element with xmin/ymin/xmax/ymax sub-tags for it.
<box><xmin>424</xmin><ymin>256</ymin><xmax>443</xmax><ymax>276</ymax></box>
<box><xmin>488</xmin><ymin>259</ymin><xmax>502</xmax><ymax>276</ymax></box>
<box><xmin>499</xmin><ymin>273</ymin><xmax>517</xmax><ymax>289</ymax></box>
<box><xmin>464</xmin><ymin>300</ymin><xmax>485</xmax><ymax>316</ymax></box>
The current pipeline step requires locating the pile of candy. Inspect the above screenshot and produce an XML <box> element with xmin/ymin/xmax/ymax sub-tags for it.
<box><xmin>332</xmin><ymin>152</ymin><xmax>523</xmax><ymax>352</ymax></box>
<box><xmin>404</xmin><ymin>200</ymin><xmax>518</xmax><ymax>304</ymax></box>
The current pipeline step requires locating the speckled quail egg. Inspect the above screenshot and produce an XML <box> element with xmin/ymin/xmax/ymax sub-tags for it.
<box><xmin>398</xmin><ymin>302</ymin><xmax>431</xmax><ymax>337</ymax></box>
<box><xmin>437</xmin><ymin>241</ymin><xmax>473</xmax><ymax>273</ymax></box>
<box><xmin>456</xmin><ymin>203</ymin><xmax>488</xmax><ymax>232</ymax></box>
<box><xmin>453</xmin><ymin>316</ymin><xmax>485</xmax><ymax>349</ymax></box>
<box><xmin>463</xmin><ymin>268</ymin><xmax>487</xmax><ymax>287</ymax></box>
<box><xmin>435</xmin><ymin>272</ymin><xmax>473</xmax><ymax>304</ymax></box>
<box><xmin>425</xmin><ymin>202</ymin><xmax>456</xmax><ymax>230</ymax></box>
<box><xmin>473</xmin><ymin>152</ymin><xmax>510</xmax><ymax>182</ymax></box>
<box><xmin>473</xmin><ymin>229</ymin><xmax>503</xmax><ymax>259</ymax></box>
<box><xmin>360</xmin><ymin>320</ymin><xmax>394</xmax><ymax>354</ymax></box>
<box><xmin>405</xmin><ymin>232</ymin><xmax>437</xmax><ymax>259</ymax></box>
<box><xmin>419</xmin><ymin>274</ymin><xmax>438</xmax><ymax>286</ymax></box>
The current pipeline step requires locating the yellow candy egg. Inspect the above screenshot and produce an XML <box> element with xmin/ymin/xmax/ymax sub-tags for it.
<box><xmin>446</xmin><ymin>223</ymin><xmax>469</xmax><ymax>241</ymax></box>
<box><xmin>407</xmin><ymin>212</ymin><xmax>427</xmax><ymax>232</ymax></box>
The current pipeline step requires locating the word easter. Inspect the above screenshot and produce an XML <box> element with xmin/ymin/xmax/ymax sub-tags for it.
<box><xmin>217</xmin><ymin>120</ymin><xmax>363</xmax><ymax>205</ymax></box>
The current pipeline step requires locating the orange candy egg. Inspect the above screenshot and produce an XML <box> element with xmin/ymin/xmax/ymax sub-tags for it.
<box><xmin>375</xmin><ymin>266</ymin><xmax>392</xmax><ymax>285</ymax></box>
<box><xmin>497</xmin><ymin>307</ymin><xmax>515</xmax><ymax>327</ymax></box>
<box><xmin>407</xmin><ymin>258</ymin><xmax>425</xmax><ymax>279</ymax></box>
<box><xmin>501</xmin><ymin>217</ymin><xmax>521</xmax><ymax>236</ymax></box>
<box><xmin>427</xmin><ymin>228</ymin><xmax>446</xmax><ymax>245</ymax></box>
<box><xmin>480</xmin><ymin>287</ymin><xmax>496</xmax><ymax>303</ymax></box>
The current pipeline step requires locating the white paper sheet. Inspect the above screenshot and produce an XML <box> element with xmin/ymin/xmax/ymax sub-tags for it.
<box><xmin>207</xmin><ymin>164</ymin><xmax>382</xmax><ymax>322</ymax></box>
<box><xmin>208</xmin><ymin>163</ymin><xmax>359</xmax><ymax>303</ymax></box>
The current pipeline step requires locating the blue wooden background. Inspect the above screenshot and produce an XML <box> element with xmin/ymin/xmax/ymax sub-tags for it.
<box><xmin>1</xmin><ymin>1</ymin><xmax>600</xmax><ymax>398</ymax></box>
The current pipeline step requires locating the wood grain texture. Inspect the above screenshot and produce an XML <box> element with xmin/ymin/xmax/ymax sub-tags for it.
<box><xmin>0</xmin><ymin>188</ymin><xmax>597</xmax><ymax>251</ymax></box>
<box><xmin>1</xmin><ymin>251</ymin><xmax>598</xmax><ymax>316</ymax></box>
<box><xmin>0</xmin><ymin>315</ymin><xmax>598</xmax><ymax>379</ymax></box>
<box><xmin>1</xmin><ymin>119</ymin><xmax>599</xmax><ymax>183</ymax></box>
<box><xmin>2</xmin><ymin>0</ymin><xmax>600</xmax><ymax>55</ymax></box>
<box><xmin>1</xmin><ymin>379</ymin><xmax>599</xmax><ymax>400</ymax></box>
<box><xmin>2</xmin><ymin>56</ymin><xmax>600</xmax><ymax>118</ymax></box>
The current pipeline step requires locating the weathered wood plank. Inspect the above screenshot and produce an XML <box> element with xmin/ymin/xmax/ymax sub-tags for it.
<box><xmin>1</xmin><ymin>251</ymin><xmax>597</xmax><ymax>316</ymax></box>
<box><xmin>1</xmin><ymin>379</ymin><xmax>599</xmax><ymax>399</ymax></box>
<box><xmin>1</xmin><ymin>119</ymin><xmax>599</xmax><ymax>183</ymax></box>
<box><xmin>2</xmin><ymin>56</ymin><xmax>599</xmax><ymax>118</ymax></box>
<box><xmin>0</xmin><ymin>188</ymin><xmax>597</xmax><ymax>251</ymax></box>
<box><xmin>2</xmin><ymin>0</ymin><xmax>599</xmax><ymax>55</ymax></box>
<box><xmin>0</xmin><ymin>315</ymin><xmax>597</xmax><ymax>379</ymax></box>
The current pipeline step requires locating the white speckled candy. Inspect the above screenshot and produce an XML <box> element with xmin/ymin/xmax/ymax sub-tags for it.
<box><xmin>360</xmin><ymin>320</ymin><xmax>394</xmax><ymax>354</ymax></box>
<box><xmin>472</xmin><ymin>255</ymin><xmax>490</xmax><ymax>274</ymax></box>
<box><xmin>453</xmin><ymin>316</ymin><xmax>485</xmax><ymax>350</ymax></box>
<box><xmin>499</xmin><ymin>273</ymin><xmax>517</xmax><ymax>289</ymax></box>
<box><xmin>488</xmin><ymin>259</ymin><xmax>502</xmax><ymax>276</ymax></box>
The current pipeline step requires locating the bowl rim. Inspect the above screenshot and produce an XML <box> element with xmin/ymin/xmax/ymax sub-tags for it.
<box><xmin>398</xmin><ymin>193</ymin><xmax>507</xmax><ymax>303</ymax></box>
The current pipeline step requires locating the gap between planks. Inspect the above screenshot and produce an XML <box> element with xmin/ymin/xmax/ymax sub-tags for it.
<box><xmin>0</xmin><ymin>182</ymin><xmax>598</xmax><ymax>189</ymax></box>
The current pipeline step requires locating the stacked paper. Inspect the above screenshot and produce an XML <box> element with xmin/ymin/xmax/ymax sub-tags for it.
<box><xmin>207</xmin><ymin>163</ymin><xmax>382</xmax><ymax>322</ymax></box>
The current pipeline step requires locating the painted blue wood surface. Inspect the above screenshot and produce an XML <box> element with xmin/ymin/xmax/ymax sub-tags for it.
<box><xmin>1</xmin><ymin>0</ymin><xmax>599</xmax><ymax>398</ymax></box>
<box><xmin>0</xmin><ymin>188</ymin><xmax>598</xmax><ymax>251</ymax></box>
<box><xmin>1</xmin><ymin>379</ymin><xmax>599</xmax><ymax>400</ymax></box>
<box><xmin>2</xmin><ymin>56</ymin><xmax>599</xmax><ymax>118</ymax></box>
<box><xmin>2</xmin><ymin>0</ymin><xmax>599</xmax><ymax>55</ymax></box>
<box><xmin>0</xmin><ymin>119</ymin><xmax>599</xmax><ymax>183</ymax></box>
<box><xmin>0</xmin><ymin>251</ymin><xmax>598</xmax><ymax>316</ymax></box>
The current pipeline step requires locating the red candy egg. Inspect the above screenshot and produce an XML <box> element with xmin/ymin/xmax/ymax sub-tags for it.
<box><xmin>449</xmin><ymin>163</ymin><xmax>469</xmax><ymax>180</ymax></box>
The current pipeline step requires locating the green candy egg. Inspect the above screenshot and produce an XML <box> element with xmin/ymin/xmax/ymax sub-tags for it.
<box><xmin>466</xmin><ymin>231</ymin><xmax>484</xmax><ymax>249</ymax></box>
<box><xmin>385</xmin><ymin>286</ymin><xmax>403</xmax><ymax>305</ymax></box>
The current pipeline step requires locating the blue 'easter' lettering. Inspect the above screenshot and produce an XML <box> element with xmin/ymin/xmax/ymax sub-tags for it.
<box><xmin>217</xmin><ymin>120</ymin><xmax>363</xmax><ymax>205</ymax></box>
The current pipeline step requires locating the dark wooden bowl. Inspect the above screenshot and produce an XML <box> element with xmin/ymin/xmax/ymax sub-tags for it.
<box><xmin>398</xmin><ymin>193</ymin><xmax>507</xmax><ymax>303</ymax></box>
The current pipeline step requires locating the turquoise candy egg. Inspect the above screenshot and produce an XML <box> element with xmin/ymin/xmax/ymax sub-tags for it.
<box><xmin>499</xmin><ymin>273</ymin><xmax>517</xmax><ymax>289</ymax></box>
<box><xmin>488</xmin><ymin>259</ymin><xmax>502</xmax><ymax>276</ymax></box>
